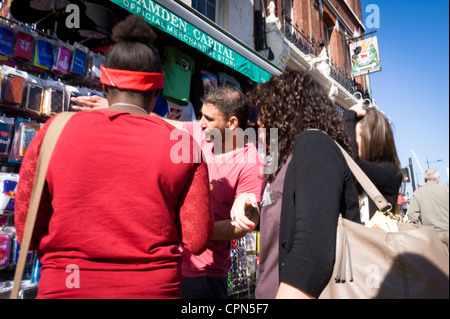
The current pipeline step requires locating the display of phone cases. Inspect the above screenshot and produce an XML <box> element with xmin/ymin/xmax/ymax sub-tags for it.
<box><xmin>0</xmin><ymin>24</ymin><xmax>108</xmax><ymax>297</ymax></box>
<box><xmin>13</xmin><ymin>31</ymin><xmax>34</xmax><ymax>61</ymax></box>
<box><xmin>3</xmin><ymin>73</ymin><xmax>25</xmax><ymax>105</ymax></box>
<box><xmin>24</xmin><ymin>83</ymin><xmax>44</xmax><ymax>113</ymax></box>
<box><xmin>0</xmin><ymin>25</ymin><xmax>15</xmax><ymax>57</ymax></box>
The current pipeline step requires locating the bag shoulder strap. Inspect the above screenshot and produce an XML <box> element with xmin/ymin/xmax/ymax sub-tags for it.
<box><xmin>10</xmin><ymin>112</ymin><xmax>76</xmax><ymax>299</ymax></box>
<box><xmin>334</xmin><ymin>141</ymin><xmax>391</xmax><ymax>212</ymax></box>
<box><xmin>306</xmin><ymin>129</ymin><xmax>391</xmax><ymax>212</ymax></box>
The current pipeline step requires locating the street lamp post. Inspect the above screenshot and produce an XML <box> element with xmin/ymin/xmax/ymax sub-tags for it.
<box><xmin>426</xmin><ymin>157</ymin><xmax>443</xmax><ymax>169</ymax></box>
<box><xmin>409</xmin><ymin>158</ymin><xmax>416</xmax><ymax>192</ymax></box>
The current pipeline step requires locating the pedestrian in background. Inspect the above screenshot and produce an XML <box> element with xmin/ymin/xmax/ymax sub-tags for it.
<box><xmin>406</xmin><ymin>169</ymin><xmax>449</xmax><ymax>236</ymax></box>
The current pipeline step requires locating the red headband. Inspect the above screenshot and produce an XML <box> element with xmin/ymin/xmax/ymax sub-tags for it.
<box><xmin>100</xmin><ymin>65</ymin><xmax>164</xmax><ymax>91</ymax></box>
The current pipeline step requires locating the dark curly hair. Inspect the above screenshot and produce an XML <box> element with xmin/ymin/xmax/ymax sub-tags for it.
<box><xmin>248</xmin><ymin>70</ymin><xmax>352</xmax><ymax>183</ymax></box>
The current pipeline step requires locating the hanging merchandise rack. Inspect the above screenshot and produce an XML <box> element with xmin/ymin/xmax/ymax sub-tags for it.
<box><xmin>228</xmin><ymin>231</ymin><xmax>259</xmax><ymax>299</ymax></box>
<box><xmin>0</xmin><ymin>7</ymin><xmax>106</xmax><ymax>298</ymax></box>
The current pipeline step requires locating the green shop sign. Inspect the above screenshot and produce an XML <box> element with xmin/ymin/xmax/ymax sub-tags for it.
<box><xmin>110</xmin><ymin>0</ymin><xmax>272</xmax><ymax>83</ymax></box>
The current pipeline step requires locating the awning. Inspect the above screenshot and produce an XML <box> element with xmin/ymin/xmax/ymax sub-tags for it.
<box><xmin>109</xmin><ymin>0</ymin><xmax>282</xmax><ymax>83</ymax></box>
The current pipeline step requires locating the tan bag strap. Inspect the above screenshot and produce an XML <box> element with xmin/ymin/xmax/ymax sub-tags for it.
<box><xmin>10</xmin><ymin>112</ymin><xmax>76</xmax><ymax>299</ymax></box>
<box><xmin>334</xmin><ymin>141</ymin><xmax>391</xmax><ymax>212</ymax></box>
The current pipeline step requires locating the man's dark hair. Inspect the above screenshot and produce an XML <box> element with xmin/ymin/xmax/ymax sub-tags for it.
<box><xmin>201</xmin><ymin>86</ymin><xmax>248</xmax><ymax>130</ymax></box>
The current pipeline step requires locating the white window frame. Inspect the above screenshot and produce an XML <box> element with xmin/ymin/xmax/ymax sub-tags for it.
<box><xmin>289</xmin><ymin>0</ymin><xmax>294</xmax><ymax>20</ymax></box>
<box><xmin>191</xmin><ymin>0</ymin><xmax>219</xmax><ymax>23</ymax></box>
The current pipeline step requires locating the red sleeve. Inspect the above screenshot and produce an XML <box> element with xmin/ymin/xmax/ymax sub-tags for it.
<box><xmin>14</xmin><ymin>117</ymin><xmax>56</xmax><ymax>249</ymax></box>
<box><xmin>177</xmin><ymin>161</ymin><xmax>214</xmax><ymax>255</ymax></box>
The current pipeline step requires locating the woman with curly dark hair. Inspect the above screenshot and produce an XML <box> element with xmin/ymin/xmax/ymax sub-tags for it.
<box><xmin>246</xmin><ymin>70</ymin><xmax>361</xmax><ymax>299</ymax></box>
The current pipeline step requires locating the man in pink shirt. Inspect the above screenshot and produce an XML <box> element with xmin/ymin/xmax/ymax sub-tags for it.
<box><xmin>166</xmin><ymin>86</ymin><xmax>265</xmax><ymax>298</ymax></box>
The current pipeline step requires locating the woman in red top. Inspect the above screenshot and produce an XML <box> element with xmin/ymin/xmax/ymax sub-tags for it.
<box><xmin>14</xmin><ymin>15</ymin><xmax>214</xmax><ymax>299</ymax></box>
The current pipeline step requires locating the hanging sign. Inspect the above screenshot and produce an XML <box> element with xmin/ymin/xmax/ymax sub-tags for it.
<box><xmin>109</xmin><ymin>0</ymin><xmax>272</xmax><ymax>83</ymax></box>
<box><xmin>349</xmin><ymin>36</ymin><xmax>381</xmax><ymax>77</ymax></box>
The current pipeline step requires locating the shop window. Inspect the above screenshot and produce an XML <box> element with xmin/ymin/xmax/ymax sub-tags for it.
<box><xmin>192</xmin><ymin>0</ymin><xmax>216</xmax><ymax>22</ymax></box>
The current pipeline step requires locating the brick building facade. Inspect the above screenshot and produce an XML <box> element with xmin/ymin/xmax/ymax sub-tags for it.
<box><xmin>257</xmin><ymin>0</ymin><xmax>369</xmax><ymax>109</ymax></box>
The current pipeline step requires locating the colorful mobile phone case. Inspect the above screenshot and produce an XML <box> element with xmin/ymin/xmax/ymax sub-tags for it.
<box><xmin>25</xmin><ymin>84</ymin><xmax>44</xmax><ymax>113</ymax></box>
<box><xmin>0</xmin><ymin>120</ymin><xmax>13</xmax><ymax>155</ymax></box>
<box><xmin>34</xmin><ymin>39</ymin><xmax>53</xmax><ymax>69</ymax></box>
<box><xmin>18</xmin><ymin>122</ymin><xmax>41</xmax><ymax>157</ymax></box>
<box><xmin>0</xmin><ymin>175</ymin><xmax>18</xmax><ymax>212</ymax></box>
<box><xmin>71</xmin><ymin>49</ymin><xmax>87</xmax><ymax>75</ymax></box>
<box><xmin>0</xmin><ymin>26</ymin><xmax>14</xmax><ymax>56</ymax></box>
<box><xmin>14</xmin><ymin>31</ymin><xmax>34</xmax><ymax>61</ymax></box>
<box><xmin>3</xmin><ymin>74</ymin><xmax>25</xmax><ymax>105</ymax></box>
<box><xmin>56</xmin><ymin>45</ymin><xmax>71</xmax><ymax>74</ymax></box>
<box><xmin>50</xmin><ymin>89</ymin><xmax>65</xmax><ymax>114</ymax></box>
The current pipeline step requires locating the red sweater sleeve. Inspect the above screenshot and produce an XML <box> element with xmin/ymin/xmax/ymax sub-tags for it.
<box><xmin>14</xmin><ymin>117</ymin><xmax>55</xmax><ymax>249</ymax></box>
<box><xmin>177</xmin><ymin>161</ymin><xmax>214</xmax><ymax>255</ymax></box>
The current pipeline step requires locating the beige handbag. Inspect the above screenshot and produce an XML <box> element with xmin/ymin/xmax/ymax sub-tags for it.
<box><xmin>319</xmin><ymin>143</ymin><xmax>449</xmax><ymax>299</ymax></box>
<box><xmin>10</xmin><ymin>112</ymin><xmax>76</xmax><ymax>299</ymax></box>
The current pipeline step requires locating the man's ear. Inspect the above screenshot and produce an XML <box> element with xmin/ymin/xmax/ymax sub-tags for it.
<box><xmin>227</xmin><ymin>116</ymin><xmax>239</xmax><ymax>130</ymax></box>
